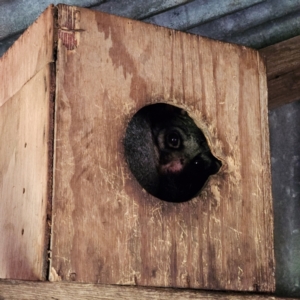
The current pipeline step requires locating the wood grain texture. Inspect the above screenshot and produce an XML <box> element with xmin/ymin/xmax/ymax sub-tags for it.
<box><xmin>259</xmin><ymin>35</ymin><xmax>300</xmax><ymax>109</ymax></box>
<box><xmin>0</xmin><ymin>5</ymin><xmax>55</xmax><ymax>281</ymax></box>
<box><xmin>0</xmin><ymin>5</ymin><xmax>54</xmax><ymax>107</ymax></box>
<box><xmin>0</xmin><ymin>66</ymin><xmax>53</xmax><ymax>280</ymax></box>
<box><xmin>0</xmin><ymin>280</ymin><xmax>296</xmax><ymax>300</ymax></box>
<box><xmin>51</xmin><ymin>5</ymin><xmax>274</xmax><ymax>292</ymax></box>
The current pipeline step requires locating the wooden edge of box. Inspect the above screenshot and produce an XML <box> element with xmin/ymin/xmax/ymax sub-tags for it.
<box><xmin>0</xmin><ymin>5</ymin><xmax>56</xmax><ymax>280</ymax></box>
<box><xmin>0</xmin><ymin>280</ymin><xmax>297</xmax><ymax>300</ymax></box>
<box><xmin>0</xmin><ymin>5</ymin><xmax>55</xmax><ymax>107</ymax></box>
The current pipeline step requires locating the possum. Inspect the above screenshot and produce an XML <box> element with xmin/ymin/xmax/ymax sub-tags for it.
<box><xmin>124</xmin><ymin>103</ymin><xmax>221</xmax><ymax>202</ymax></box>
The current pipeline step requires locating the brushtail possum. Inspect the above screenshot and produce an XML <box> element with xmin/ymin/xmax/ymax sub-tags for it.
<box><xmin>124</xmin><ymin>103</ymin><xmax>221</xmax><ymax>202</ymax></box>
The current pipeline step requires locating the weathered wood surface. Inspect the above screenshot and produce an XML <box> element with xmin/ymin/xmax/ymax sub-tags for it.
<box><xmin>259</xmin><ymin>35</ymin><xmax>300</xmax><ymax>109</ymax></box>
<box><xmin>0</xmin><ymin>65</ymin><xmax>53</xmax><ymax>280</ymax></box>
<box><xmin>0</xmin><ymin>5</ymin><xmax>54</xmax><ymax>107</ymax></box>
<box><xmin>0</xmin><ymin>280</ymin><xmax>296</xmax><ymax>300</ymax></box>
<box><xmin>0</xmin><ymin>6</ymin><xmax>55</xmax><ymax>280</ymax></box>
<box><xmin>51</xmin><ymin>5</ymin><xmax>274</xmax><ymax>291</ymax></box>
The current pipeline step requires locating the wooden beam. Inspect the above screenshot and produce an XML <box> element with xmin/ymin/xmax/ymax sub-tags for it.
<box><xmin>0</xmin><ymin>280</ymin><xmax>296</xmax><ymax>300</ymax></box>
<box><xmin>259</xmin><ymin>35</ymin><xmax>300</xmax><ymax>110</ymax></box>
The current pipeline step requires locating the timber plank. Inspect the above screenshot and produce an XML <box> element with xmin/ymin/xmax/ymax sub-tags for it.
<box><xmin>259</xmin><ymin>35</ymin><xmax>300</xmax><ymax>109</ymax></box>
<box><xmin>0</xmin><ymin>281</ymin><xmax>296</xmax><ymax>300</ymax></box>
<box><xmin>0</xmin><ymin>6</ymin><xmax>55</xmax><ymax>280</ymax></box>
<box><xmin>51</xmin><ymin>5</ymin><xmax>274</xmax><ymax>292</ymax></box>
<box><xmin>0</xmin><ymin>66</ymin><xmax>53</xmax><ymax>280</ymax></box>
<box><xmin>0</xmin><ymin>5</ymin><xmax>54</xmax><ymax>107</ymax></box>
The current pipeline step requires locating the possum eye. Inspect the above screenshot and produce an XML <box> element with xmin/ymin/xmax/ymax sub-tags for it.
<box><xmin>166</xmin><ymin>130</ymin><xmax>181</xmax><ymax>149</ymax></box>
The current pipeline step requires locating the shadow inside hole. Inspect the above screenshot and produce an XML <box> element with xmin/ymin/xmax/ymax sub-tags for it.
<box><xmin>124</xmin><ymin>103</ymin><xmax>221</xmax><ymax>203</ymax></box>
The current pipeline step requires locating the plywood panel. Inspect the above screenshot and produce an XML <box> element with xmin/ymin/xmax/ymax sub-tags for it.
<box><xmin>51</xmin><ymin>5</ymin><xmax>274</xmax><ymax>292</ymax></box>
<box><xmin>0</xmin><ymin>5</ymin><xmax>55</xmax><ymax>281</ymax></box>
<box><xmin>0</xmin><ymin>66</ymin><xmax>53</xmax><ymax>280</ymax></box>
<box><xmin>0</xmin><ymin>5</ymin><xmax>54</xmax><ymax>107</ymax></box>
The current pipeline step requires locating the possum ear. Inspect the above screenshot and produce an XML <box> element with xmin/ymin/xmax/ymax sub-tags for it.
<box><xmin>124</xmin><ymin>103</ymin><xmax>221</xmax><ymax>203</ymax></box>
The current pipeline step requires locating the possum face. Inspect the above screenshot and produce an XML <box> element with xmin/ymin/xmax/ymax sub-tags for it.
<box><xmin>156</xmin><ymin>127</ymin><xmax>201</xmax><ymax>174</ymax></box>
<box><xmin>124</xmin><ymin>103</ymin><xmax>221</xmax><ymax>202</ymax></box>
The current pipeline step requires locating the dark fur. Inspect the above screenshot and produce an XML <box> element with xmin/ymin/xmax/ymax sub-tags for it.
<box><xmin>124</xmin><ymin>103</ymin><xmax>221</xmax><ymax>202</ymax></box>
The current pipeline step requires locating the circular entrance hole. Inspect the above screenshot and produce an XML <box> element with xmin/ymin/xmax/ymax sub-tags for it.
<box><xmin>124</xmin><ymin>103</ymin><xmax>221</xmax><ymax>202</ymax></box>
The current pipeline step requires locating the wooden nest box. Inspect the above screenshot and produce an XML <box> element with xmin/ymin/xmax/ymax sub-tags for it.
<box><xmin>0</xmin><ymin>4</ymin><xmax>274</xmax><ymax>293</ymax></box>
